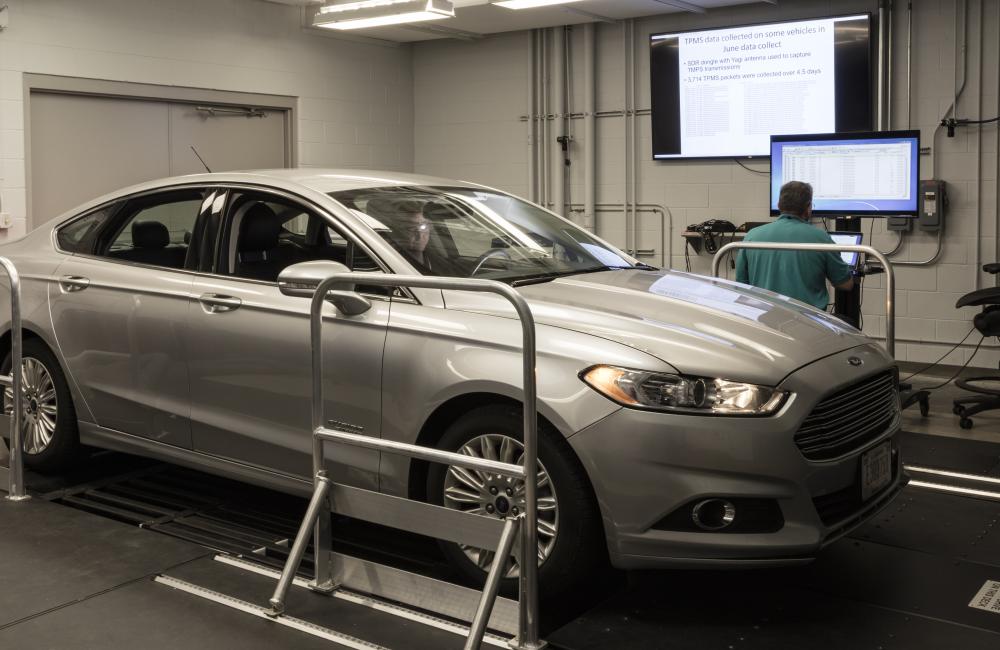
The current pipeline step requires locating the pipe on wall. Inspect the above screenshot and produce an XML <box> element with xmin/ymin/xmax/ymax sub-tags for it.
<box><xmin>877</xmin><ymin>1</ymin><xmax>885</xmax><ymax>130</ymax></box>
<box><xmin>528</xmin><ymin>30</ymin><xmax>538</xmax><ymax>204</ymax></box>
<box><xmin>583</xmin><ymin>23</ymin><xmax>596</xmax><ymax>232</ymax></box>
<box><xmin>629</xmin><ymin>19</ymin><xmax>639</xmax><ymax>261</ymax></box>
<box><xmin>892</xmin><ymin>0</ymin><xmax>968</xmax><ymax>267</ymax></box>
<box><xmin>906</xmin><ymin>0</ymin><xmax>912</xmax><ymax>128</ymax></box>
<box><xmin>974</xmin><ymin>0</ymin><xmax>983</xmax><ymax>290</ymax></box>
<box><xmin>622</xmin><ymin>21</ymin><xmax>631</xmax><ymax>254</ymax></box>
<box><xmin>552</xmin><ymin>26</ymin><xmax>566</xmax><ymax>218</ymax></box>
<box><xmin>886</xmin><ymin>0</ymin><xmax>893</xmax><ymax>130</ymax></box>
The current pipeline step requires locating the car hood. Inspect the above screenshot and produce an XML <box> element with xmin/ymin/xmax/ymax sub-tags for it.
<box><xmin>444</xmin><ymin>269</ymin><xmax>873</xmax><ymax>386</ymax></box>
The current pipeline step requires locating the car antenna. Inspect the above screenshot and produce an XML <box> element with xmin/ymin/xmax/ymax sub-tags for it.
<box><xmin>190</xmin><ymin>146</ymin><xmax>212</xmax><ymax>173</ymax></box>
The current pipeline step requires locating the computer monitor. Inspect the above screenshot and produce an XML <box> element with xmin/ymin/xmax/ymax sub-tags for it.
<box><xmin>770</xmin><ymin>130</ymin><xmax>920</xmax><ymax>216</ymax></box>
<box><xmin>828</xmin><ymin>231</ymin><xmax>864</xmax><ymax>267</ymax></box>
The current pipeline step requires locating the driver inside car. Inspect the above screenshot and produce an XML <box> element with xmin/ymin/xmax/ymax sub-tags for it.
<box><xmin>365</xmin><ymin>198</ymin><xmax>438</xmax><ymax>273</ymax></box>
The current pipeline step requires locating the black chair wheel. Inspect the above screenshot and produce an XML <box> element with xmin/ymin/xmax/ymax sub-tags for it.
<box><xmin>953</xmin><ymin>404</ymin><xmax>965</xmax><ymax>416</ymax></box>
<box><xmin>960</xmin><ymin>417</ymin><xmax>974</xmax><ymax>430</ymax></box>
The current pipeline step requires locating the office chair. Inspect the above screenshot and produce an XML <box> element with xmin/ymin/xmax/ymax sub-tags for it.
<box><xmin>952</xmin><ymin>263</ymin><xmax>1000</xmax><ymax>429</ymax></box>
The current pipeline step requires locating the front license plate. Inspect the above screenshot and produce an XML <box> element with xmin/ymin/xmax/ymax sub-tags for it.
<box><xmin>861</xmin><ymin>441</ymin><xmax>892</xmax><ymax>501</ymax></box>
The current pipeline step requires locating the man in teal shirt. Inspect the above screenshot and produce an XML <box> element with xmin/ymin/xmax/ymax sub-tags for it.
<box><xmin>735</xmin><ymin>181</ymin><xmax>854</xmax><ymax>310</ymax></box>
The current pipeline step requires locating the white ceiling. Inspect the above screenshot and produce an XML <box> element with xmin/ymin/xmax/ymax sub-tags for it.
<box><xmin>264</xmin><ymin>0</ymin><xmax>777</xmax><ymax>42</ymax></box>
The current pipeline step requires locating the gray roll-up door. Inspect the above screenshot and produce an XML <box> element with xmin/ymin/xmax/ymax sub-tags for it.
<box><xmin>29</xmin><ymin>91</ymin><xmax>289</xmax><ymax>229</ymax></box>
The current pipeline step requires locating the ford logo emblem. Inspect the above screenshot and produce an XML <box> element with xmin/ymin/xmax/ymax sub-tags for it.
<box><xmin>848</xmin><ymin>357</ymin><xmax>864</xmax><ymax>367</ymax></box>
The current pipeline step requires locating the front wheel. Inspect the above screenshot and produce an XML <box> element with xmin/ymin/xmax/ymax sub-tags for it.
<box><xmin>2</xmin><ymin>339</ymin><xmax>82</xmax><ymax>473</ymax></box>
<box><xmin>427</xmin><ymin>404</ymin><xmax>605</xmax><ymax>597</ymax></box>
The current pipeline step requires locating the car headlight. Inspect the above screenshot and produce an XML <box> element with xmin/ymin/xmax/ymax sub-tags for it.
<box><xmin>581</xmin><ymin>365</ymin><xmax>788</xmax><ymax>416</ymax></box>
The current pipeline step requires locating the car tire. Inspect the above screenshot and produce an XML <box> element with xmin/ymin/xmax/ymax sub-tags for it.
<box><xmin>427</xmin><ymin>404</ymin><xmax>605</xmax><ymax>597</ymax></box>
<box><xmin>2</xmin><ymin>339</ymin><xmax>82</xmax><ymax>473</ymax></box>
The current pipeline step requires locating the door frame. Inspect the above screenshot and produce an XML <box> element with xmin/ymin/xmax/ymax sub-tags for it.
<box><xmin>23</xmin><ymin>73</ymin><xmax>297</xmax><ymax>230</ymax></box>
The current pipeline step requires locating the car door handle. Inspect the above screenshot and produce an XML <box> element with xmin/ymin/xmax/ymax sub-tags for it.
<box><xmin>199</xmin><ymin>293</ymin><xmax>242</xmax><ymax>313</ymax></box>
<box><xmin>59</xmin><ymin>275</ymin><xmax>90</xmax><ymax>292</ymax></box>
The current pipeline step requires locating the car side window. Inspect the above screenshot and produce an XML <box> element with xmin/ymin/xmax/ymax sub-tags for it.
<box><xmin>56</xmin><ymin>203</ymin><xmax>120</xmax><ymax>254</ymax></box>
<box><xmin>102</xmin><ymin>191</ymin><xmax>204</xmax><ymax>270</ymax></box>
<box><xmin>221</xmin><ymin>191</ymin><xmax>388</xmax><ymax>295</ymax></box>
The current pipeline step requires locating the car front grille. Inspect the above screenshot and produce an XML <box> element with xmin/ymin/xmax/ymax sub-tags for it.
<box><xmin>795</xmin><ymin>370</ymin><xmax>899</xmax><ymax>461</ymax></box>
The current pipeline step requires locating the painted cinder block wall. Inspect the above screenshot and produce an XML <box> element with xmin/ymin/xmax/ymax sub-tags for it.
<box><xmin>413</xmin><ymin>0</ymin><xmax>1000</xmax><ymax>368</ymax></box>
<box><xmin>0</xmin><ymin>0</ymin><xmax>415</xmax><ymax>237</ymax></box>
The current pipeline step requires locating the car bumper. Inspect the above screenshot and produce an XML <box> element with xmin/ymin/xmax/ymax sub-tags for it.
<box><xmin>568</xmin><ymin>343</ymin><xmax>905</xmax><ymax>570</ymax></box>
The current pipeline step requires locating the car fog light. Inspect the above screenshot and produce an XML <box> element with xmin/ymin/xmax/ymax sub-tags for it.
<box><xmin>691</xmin><ymin>498</ymin><xmax>737</xmax><ymax>531</ymax></box>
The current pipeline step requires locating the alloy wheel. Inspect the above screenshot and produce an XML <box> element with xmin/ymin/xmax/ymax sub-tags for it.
<box><xmin>441</xmin><ymin>433</ymin><xmax>559</xmax><ymax>578</ymax></box>
<box><xmin>4</xmin><ymin>357</ymin><xmax>59</xmax><ymax>455</ymax></box>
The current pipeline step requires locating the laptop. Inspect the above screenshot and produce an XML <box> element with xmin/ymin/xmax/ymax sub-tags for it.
<box><xmin>828</xmin><ymin>232</ymin><xmax>864</xmax><ymax>268</ymax></box>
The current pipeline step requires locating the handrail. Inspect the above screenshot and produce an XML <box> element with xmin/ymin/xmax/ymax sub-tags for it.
<box><xmin>0</xmin><ymin>257</ymin><xmax>24</xmax><ymax>501</ymax></box>
<box><xmin>269</xmin><ymin>273</ymin><xmax>542</xmax><ymax>650</ymax></box>
<box><xmin>712</xmin><ymin>242</ymin><xmax>896</xmax><ymax>358</ymax></box>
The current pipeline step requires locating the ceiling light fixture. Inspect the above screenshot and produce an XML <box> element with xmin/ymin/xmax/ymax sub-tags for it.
<box><xmin>313</xmin><ymin>0</ymin><xmax>454</xmax><ymax>30</ymax></box>
<box><xmin>492</xmin><ymin>0</ymin><xmax>584</xmax><ymax>9</ymax></box>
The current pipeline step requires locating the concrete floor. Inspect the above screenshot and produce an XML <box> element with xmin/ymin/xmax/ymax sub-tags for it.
<box><xmin>900</xmin><ymin>363</ymin><xmax>1000</xmax><ymax>443</ymax></box>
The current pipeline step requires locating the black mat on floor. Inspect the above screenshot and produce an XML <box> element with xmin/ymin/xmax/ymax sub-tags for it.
<box><xmin>852</xmin><ymin>488</ymin><xmax>1000</xmax><ymax>565</ymax></box>
<box><xmin>165</xmin><ymin>556</ymin><xmax>469</xmax><ymax>650</ymax></box>
<box><xmin>803</xmin><ymin>538</ymin><xmax>1000</xmax><ymax>634</ymax></box>
<box><xmin>549</xmin><ymin>486</ymin><xmax>1000</xmax><ymax>650</ymax></box>
<box><xmin>0</xmin><ymin>497</ymin><xmax>209</xmax><ymax>628</ymax></box>
<box><xmin>0</xmin><ymin>575</ymin><xmax>347</xmax><ymax>650</ymax></box>
<box><xmin>547</xmin><ymin>568</ymin><xmax>1000</xmax><ymax>650</ymax></box>
<box><xmin>897</xmin><ymin>431</ymin><xmax>1000</xmax><ymax>476</ymax></box>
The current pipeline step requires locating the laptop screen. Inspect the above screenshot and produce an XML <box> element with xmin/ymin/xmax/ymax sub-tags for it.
<box><xmin>828</xmin><ymin>232</ymin><xmax>863</xmax><ymax>267</ymax></box>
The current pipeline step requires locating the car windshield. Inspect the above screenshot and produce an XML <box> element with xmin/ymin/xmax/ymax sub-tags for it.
<box><xmin>329</xmin><ymin>186</ymin><xmax>640</xmax><ymax>282</ymax></box>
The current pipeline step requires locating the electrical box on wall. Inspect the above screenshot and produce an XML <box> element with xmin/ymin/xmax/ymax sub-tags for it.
<box><xmin>918</xmin><ymin>180</ymin><xmax>947</xmax><ymax>231</ymax></box>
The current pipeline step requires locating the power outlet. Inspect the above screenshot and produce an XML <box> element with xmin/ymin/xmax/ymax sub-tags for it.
<box><xmin>0</xmin><ymin>213</ymin><xmax>12</xmax><ymax>229</ymax></box>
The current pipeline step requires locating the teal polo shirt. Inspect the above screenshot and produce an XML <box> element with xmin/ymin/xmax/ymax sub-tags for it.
<box><xmin>734</xmin><ymin>214</ymin><xmax>852</xmax><ymax>310</ymax></box>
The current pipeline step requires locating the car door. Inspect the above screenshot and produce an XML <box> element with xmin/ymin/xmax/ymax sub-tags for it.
<box><xmin>49</xmin><ymin>187</ymin><xmax>214</xmax><ymax>447</ymax></box>
<box><xmin>186</xmin><ymin>187</ymin><xmax>389</xmax><ymax>489</ymax></box>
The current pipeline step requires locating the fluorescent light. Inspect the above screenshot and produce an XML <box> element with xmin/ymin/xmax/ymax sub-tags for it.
<box><xmin>492</xmin><ymin>0</ymin><xmax>584</xmax><ymax>9</ymax></box>
<box><xmin>313</xmin><ymin>0</ymin><xmax>454</xmax><ymax>30</ymax></box>
<box><xmin>318</xmin><ymin>11</ymin><xmax>449</xmax><ymax>29</ymax></box>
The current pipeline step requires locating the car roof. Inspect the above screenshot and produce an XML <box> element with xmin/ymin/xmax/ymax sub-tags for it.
<box><xmin>120</xmin><ymin>168</ymin><xmax>484</xmax><ymax>196</ymax></box>
<box><xmin>43</xmin><ymin>169</ymin><xmax>492</xmax><ymax>230</ymax></box>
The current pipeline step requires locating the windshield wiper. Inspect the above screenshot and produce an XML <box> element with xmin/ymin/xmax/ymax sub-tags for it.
<box><xmin>509</xmin><ymin>265</ymin><xmax>638</xmax><ymax>287</ymax></box>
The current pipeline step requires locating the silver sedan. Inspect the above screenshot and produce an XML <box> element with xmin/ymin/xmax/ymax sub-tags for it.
<box><xmin>0</xmin><ymin>169</ymin><xmax>904</xmax><ymax>594</ymax></box>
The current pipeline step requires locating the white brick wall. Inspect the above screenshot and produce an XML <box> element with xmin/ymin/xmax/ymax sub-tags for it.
<box><xmin>413</xmin><ymin>0</ymin><xmax>1000</xmax><ymax>368</ymax></box>
<box><xmin>0</xmin><ymin>0</ymin><xmax>414</xmax><ymax>240</ymax></box>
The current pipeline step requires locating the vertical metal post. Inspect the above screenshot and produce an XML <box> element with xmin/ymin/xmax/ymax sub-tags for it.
<box><xmin>514</xmin><ymin>293</ymin><xmax>542</xmax><ymax>649</ymax></box>
<box><xmin>2</xmin><ymin>259</ymin><xmax>25</xmax><ymax>501</ymax></box>
<box><xmin>310</xmin><ymin>287</ymin><xmax>335</xmax><ymax>593</ymax></box>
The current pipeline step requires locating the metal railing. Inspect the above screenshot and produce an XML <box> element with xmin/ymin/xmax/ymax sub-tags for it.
<box><xmin>0</xmin><ymin>257</ymin><xmax>25</xmax><ymax>501</ymax></box>
<box><xmin>268</xmin><ymin>273</ymin><xmax>544</xmax><ymax>650</ymax></box>
<box><xmin>712</xmin><ymin>242</ymin><xmax>896</xmax><ymax>357</ymax></box>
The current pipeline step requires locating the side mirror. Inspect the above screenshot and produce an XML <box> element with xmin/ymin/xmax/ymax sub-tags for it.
<box><xmin>277</xmin><ymin>260</ymin><xmax>372</xmax><ymax>316</ymax></box>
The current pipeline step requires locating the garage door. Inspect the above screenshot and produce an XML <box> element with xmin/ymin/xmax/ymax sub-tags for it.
<box><xmin>29</xmin><ymin>92</ymin><xmax>289</xmax><ymax>229</ymax></box>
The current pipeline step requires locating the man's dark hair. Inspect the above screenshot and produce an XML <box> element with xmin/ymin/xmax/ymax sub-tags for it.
<box><xmin>365</xmin><ymin>197</ymin><xmax>425</xmax><ymax>222</ymax></box>
<box><xmin>777</xmin><ymin>181</ymin><xmax>813</xmax><ymax>216</ymax></box>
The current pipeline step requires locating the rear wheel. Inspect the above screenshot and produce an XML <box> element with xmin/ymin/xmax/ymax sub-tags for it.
<box><xmin>2</xmin><ymin>339</ymin><xmax>82</xmax><ymax>473</ymax></box>
<box><xmin>427</xmin><ymin>404</ymin><xmax>605</xmax><ymax>597</ymax></box>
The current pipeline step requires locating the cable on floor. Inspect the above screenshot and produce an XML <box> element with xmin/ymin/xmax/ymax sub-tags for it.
<box><xmin>901</xmin><ymin>327</ymin><xmax>976</xmax><ymax>382</ymax></box>
<box><xmin>916</xmin><ymin>335</ymin><xmax>986</xmax><ymax>391</ymax></box>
